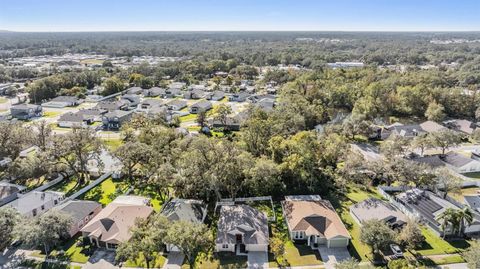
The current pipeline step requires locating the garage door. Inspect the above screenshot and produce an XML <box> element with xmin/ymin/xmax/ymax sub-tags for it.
<box><xmin>247</xmin><ymin>244</ymin><xmax>268</xmax><ymax>252</ymax></box>
<box><xmin>328</xmin><ymin>238</ymin><xmax>349</xmax><ymax>248</ymax></box>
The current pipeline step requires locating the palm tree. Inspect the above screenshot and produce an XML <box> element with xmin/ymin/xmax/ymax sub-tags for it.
<box><xmin>455</xmin><ymin>207</ymin><xmax>474</xmax><ymax>237</ymax></box>
<box><xmin>436</xmin><ymin>208</ymin><xmax>457</xmax><ymax>239</ymax></box>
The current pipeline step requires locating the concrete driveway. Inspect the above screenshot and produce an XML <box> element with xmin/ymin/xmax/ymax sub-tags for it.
<box><xmin>247</xmin><ymin>251</ymin><xmax>268</xmax><ymax>269</ymax></box>
<box><xmin>318</xmin><ymin>247</ymin><xmax>351</xmax><ymax>269</ymax></box>
<box><xmin>163</xmin><ymin>251</ymin><xmax>184</xmax><ymax>269</ymax></box>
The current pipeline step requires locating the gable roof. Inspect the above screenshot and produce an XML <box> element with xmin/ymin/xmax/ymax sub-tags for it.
<box><xmin>80</xmin><ymin>196</ymin><xmax>153</xmax><ymax>244</ymax></box>
<box><xmin>7</xmin><ymin>191</ymin><xmax>64</xmax><ymax>215</ymax></box>
<box><xmin>419</xmin><ymin>121</ymin><xmax>447</xmax><ymax>133</ymax></box>
<box><xmin>464</xmin><ymin>195</ymin><xmax>480</xmax><ymax>212</ymax></box>
<box><xmin>216</xmin><ymin>204</ymin><xmax>269</xmax><ymax>245</ymax></box>
<box><xmin>442</xmin><ymin>152</ymin><xmax>478</xmax><ymax>168</ymax></box>
<box><xmin>282</xmin><ymin>197</ymin><xmax>350</xmax><ymax>239</ymax></box>
<box><xmin>55</xmin><ymin>200</ymin><xmax>101</xmax><ymax>223</ymax></box>
<box><xmin>161</xmin><ymin>198</ymin><xmax>206</xmax><ymax>223</ymax></box>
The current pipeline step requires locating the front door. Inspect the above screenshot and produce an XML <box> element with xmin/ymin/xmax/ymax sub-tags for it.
<box><xmin>236</xmin><ymin>234</ymin><xmax>242</xmax><ymax>243</ymax></box>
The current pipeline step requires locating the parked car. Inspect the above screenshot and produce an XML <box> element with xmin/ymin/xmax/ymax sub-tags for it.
<box><xmin>390</xmin><ymin>244</ymin><xmax>404</xmax><ymax>259</ymax></box>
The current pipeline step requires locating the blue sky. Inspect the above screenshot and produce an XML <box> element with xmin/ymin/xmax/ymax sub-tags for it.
<box><xmin>1</xmin><ymin>0</ymin><xmax>479</xmax><ymax>32</ymax></box>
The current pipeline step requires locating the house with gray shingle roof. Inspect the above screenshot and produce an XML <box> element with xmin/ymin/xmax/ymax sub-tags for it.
<box><xmin>441</xmin><ymin>152</ymin><xmax>480</xmax><ymax>173</ymax></box>
<box><xmin>215</xmin><ymin>204</ymin><xmax>269</xmax><ymax>254</ymax></box>
<box><xmin>55</xmin><ymin>200</ymin><xmax>102</xmax><ymax>237</ymax></box>
<box><xmin>161</xmin><ymin>199</ymin><xmax>207</xmax><ymax>252</ymax></box>
<box><xmin>189</xmin><ymin>100</ymin><xmax>212</xmax><ymax>114</ymax></box>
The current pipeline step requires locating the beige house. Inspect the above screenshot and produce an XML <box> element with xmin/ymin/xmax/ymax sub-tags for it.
<box><xmin>282</xmin><ymin>195</ymin><xmax>350</xmax><ymax>248</ymax></box>
<box><xmin>80</xmin><ymin>196</ymin><xmax>153</xmax><ymax>249</ymax></box>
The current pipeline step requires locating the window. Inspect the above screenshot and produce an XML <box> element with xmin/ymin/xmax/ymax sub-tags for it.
<box><xmin>32</xmin><ymin>209</ymin><xmax>37</xmax><ymax>217</ymax></box>
<box><xmin>222</xmin><ymin>244</ymin><xmax>229</xmax><ymax>249</ymax></box>
<box><xmin>41</xmin><ymin>205</ymin><xmax>45</xmax><ymax>210</ymax></box>
<box><xmin>54</xmin><ymin>200</ymin><xmax>58</xmax><ymax>205</ymax></box>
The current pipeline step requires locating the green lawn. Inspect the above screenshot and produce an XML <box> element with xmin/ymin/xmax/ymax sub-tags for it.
<box><xmin>49</xmin><ymin>177</ymin><xmax>87</xmax><ymax>196</ymax></box>
<box><xmin>102</xmin><ymin>138</ymin><xmax>123</xmax><ymax>151</ymax></box>
<box><xmin>179</xmin><ymin>113</ymin><xmax>197</xmax><ymax>122</ymax></box>
<box><xmin>186</xmin><ymin>252</ymin><xmax>247</xmax><ymax>269</ymax></box>
<box><xmin>187</xmin><ymin>126</ymin><xmax>201</xmax><ymax>132</ymax></box>
<box><xmin>268</xmin><ymin>241</ymin><xmax>323</xmax><ymax>267</ymax></box>
<box><xmin>450</xmin><ymin>186</ymin><xmax>480</xmax><ymax>203</ymax></box>
<box><xmin>463</xmin><ymin>172</ymin><xmax>480</xmax><ymax>179</ymax></box>
<box><xmin>412</xmin><ymin>227</ymin><xmax>470</xmax><ymax>256</ymax></box>
<box><xmin>124</xmin><ymin>253</ymin><xmax>166</xmax><ymax>268</ymax></box>
<box><xmin>79</xmin><ymin>178</ymin><xmax>128</xmax><ymax>205</ymax></box>
<box><xmin>43</xmin><ymin>111</ymin><xmax>62</xmax><ymax>118</ymax></box>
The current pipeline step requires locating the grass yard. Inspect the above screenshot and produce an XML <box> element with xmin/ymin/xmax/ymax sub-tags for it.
<box><xmin>186</xmin><ymin>252</ymin><xmax>248</xmax><ymax>269</ymax></box>
<box><xmin>124</xmin><ymin>253</ymin><xmax>166</xmax><ymax>268</ymax></box>
<box><xmin>326</xmin><ymin>185</ymin><xmax>385</xmax><ymax>261</ymax></box>
<box><xmin>179</xmin><ymin>113</ymin><xmax>197</xmax><ymax>122</ymax></box>
<box><xmin>102</xmin><ymin>138</ymin><xmax>123</xmax><ymax>151</ymax></box>
<box><xmin>463</xmin><ymin>172</ymin><xmax>480</xmax><ymax>179</ymax></box>
<box><xmin>18</xmin><ymin>260</ymin><xmax>81</xmax><ymax>269</ymax></box>
<box><xmin>43</xmin><ymin>111</ymin><xmax>62</xmax><ymax>118</ymax></box>
<box><xmin>411</xmin><ymin>227</ymin><xmax>470</xmax><ymax>256</ymax></box>
<box><xmin>52</xmin><ymin>235</ymin><xmax>91</xmax><ymax>264</ymax></box>
<box><xmin>449</xmin><ymin>186</ymin><xmax>480</xmax><ymax>203</ymax></box>
<box><xmin>80</xmin><ymin>59</ymin><xmax>104</xmax><ymax>65</ymax></box>
<box><xmin>268</xmin><ymin>241</ymin><xmax>323</xmax><ymax>267</ymax></box>
<box><xmin>50</xmin><ymin>178</ymin><xmax>83</xmax><ymax>195</ymax></box>
<box><xmin>79</xmin><ymin>178</ymin><xmax>128</xmax><ymax>205</ymax></box>
<box><xmin>187</xmin><ymin>125</ymin><xmax>201</xmax><ymax>132</ymax></box>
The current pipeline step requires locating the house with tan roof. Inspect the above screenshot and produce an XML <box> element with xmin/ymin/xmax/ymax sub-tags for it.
<box><xmin>80</xmin><ymin>195</ymin><xmax>153</xmax><ymax>249</ymax></box>
<box><xmin>282</xmin><ymin>195</ymin><xmax>350</xmax><ymax>249</ymax></box>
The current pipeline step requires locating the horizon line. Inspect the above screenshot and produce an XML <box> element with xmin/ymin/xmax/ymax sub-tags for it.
<box><xmin>2</xmin><ymin>29</ymin><xmax>480</xmax><ymax>33</ymax></box>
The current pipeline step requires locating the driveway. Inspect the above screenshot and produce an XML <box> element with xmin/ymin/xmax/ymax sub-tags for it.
<box><xmin>318</xmin><ymin>247</ymin><xmax>351</xmax><ymax>269</ymax></box>
<box><xmin>89</xmin><ymin>249</ymin><xmax>116</xmax><ymax>264</ymax></box>
<box><xmin>163</xmin><ymin>251</ymin><xmax>184</xmax><ymax>269</ymax></box>
<box><xmin>247</xmin><ymin>251</ymin><xmax>268</xmax><ymax>269</ymax></box>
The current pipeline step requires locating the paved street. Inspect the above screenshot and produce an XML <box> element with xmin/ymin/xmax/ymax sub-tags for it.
<box><xmin>317</xmin><ymin>247</ymin><xmax>351</xmax><ymax>269</ymax></box>
<box><xmin>163</xmin><ymin>251</ymin><xmax>184</xmax><ymax>269</ymax></box>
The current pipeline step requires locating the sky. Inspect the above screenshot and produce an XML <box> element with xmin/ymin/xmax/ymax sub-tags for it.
<box><xmin>1</xmin><ymin>0</ymin><xmax>479</xmax><ymax>32</ymax></box>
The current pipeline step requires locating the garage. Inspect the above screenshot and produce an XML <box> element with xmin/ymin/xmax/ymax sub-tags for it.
<box><xmin>327</xmin><ymin>236</ymin><xmax>349</xmax><ymax>248</ymax></box>
<box><xmin>246</xmin><ymin>243</ymin><xmax>268</xmax><ymax>252</ymax></box>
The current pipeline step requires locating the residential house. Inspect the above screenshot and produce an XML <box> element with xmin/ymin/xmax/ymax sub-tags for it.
<box><xmin>80</xmin><ymin>195</ymin><xmax>153</xmax><ymax>249</ymax></box>
<box><xmin>10</xmin><ymin>104</ymin><xmax>43</xmax><ymax>120</ymax></box>
<box><xmin>126</xmin><ymin>87</ymin><xmax>143</xmax><ymax>95</ymax></box>
<box><xmin>169</xmin><ymin>82</ymin><xmax>186</xmax><ymax>90</ymax></box>
<box><xmin>143</xmin><ymin>87</ymin><xmax>166</xmax><ymax>97</ymax></box>
<box><xmin>165</xmin><ymin>88</ymin><xmax>182</xmax><ymax>98</ymax></box>
<box><xmin>96</xmin><ymin>100</ymin><xmax>130</xmax><ymax>112</ymax></box>
<box><xmin>42</xmin><ymin>96</ymin><xmax>83</xmax><ymax>108</ymax></box>
<box><xmin>55</xmin><ymin>200</ymin><xmax>102</xmax><ymax>237</ymax></box>
<box><xmin>139</xmin><ymin>99</ymin><xmax>164</xmax><ymax>110</ymax></box>
<box><xmin>86</xmin><ymin>149</ymin><xmax>123</xmax><ymax>178</ymax></box>
<box><xmin>282</xmin><ymin>195</ymin><xmax>351</xmax><ymax>248</ymax></box>
<box><xmin>189</xmin><ymin>100</ymin><xmax>212</xmax><ymax>114</ymax></box>
<box><xmin>184</xmin><ymin>89</ymin><xmax>206</xmax><ymax>99</ymax></box>
<box><xmin>215</xmin><ymin>204</ymin><xmax>269</xmax><ymax>254</ymax></box>
<box><xmin>441</xmin><ymin>152</ymin><xmax>480</xmax><ymax>174</ymax></box>
<box><xmin>121</xmin><ymin>94</ymin><xmax>141</xmax><ymax>109</ymax></box>
<box><xmin>58</xmin><ymin>112</ymin><xmax>89</xmax><ymax>128</ymax></box>
<box><xmin>206</xmin><ymin>90</ymin><xmax>225</xmax><ymax>101</ymax></box>
<box><xmin>350</xmin><ymin>198</ymin><xmax>407</xmax><ymax>229</ymax></box>
<box><xmin>0</xmin><ymin>182</ymin><xmax>26</xmax><ymax>207</ymax></box>
<box><xmin>394</xmin><ymin>188</ymin><xmax>480</xmax><ymax>236</ymax></box>
<box><xmin>464</xmin><ymin>195</ymin><xmax>480</xmax><ymax>213</ymax></box>
<box><xmin>161</xmin><ymin>199</ymin><xmax>207</xmax><ymax>252</ymax></box>
<box><xmin>419</xmin><ymin>120</ymin><xmax>447</xmax><ymax>133</ymax></box>
<box><xmin>102</xmin><ymin>110</ymin><xmax>133</xmax><ymax>130</ymax></box>
<box><xmin>444</xmin><ymin>119</ymin><xmax>476</xmax><ymax>135</ymax></box>
<box><xmin>167</xmin><ymin>100</ymin><xmax>187</xmax><ymax>111</ymax></box>
<box><xmin>229</xmin><ymin>92</ymin><xmax>250</xmax><ymax>102</ymax></box>
<box><xmin>5</xmin><ymin>190</ymin><xmax>64</xmax><ymax>217</ymax></box>
<box><xmin>210</xmin><ymin>111</ymin><xmax>247</xmax><ymax>131</ymax></box>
